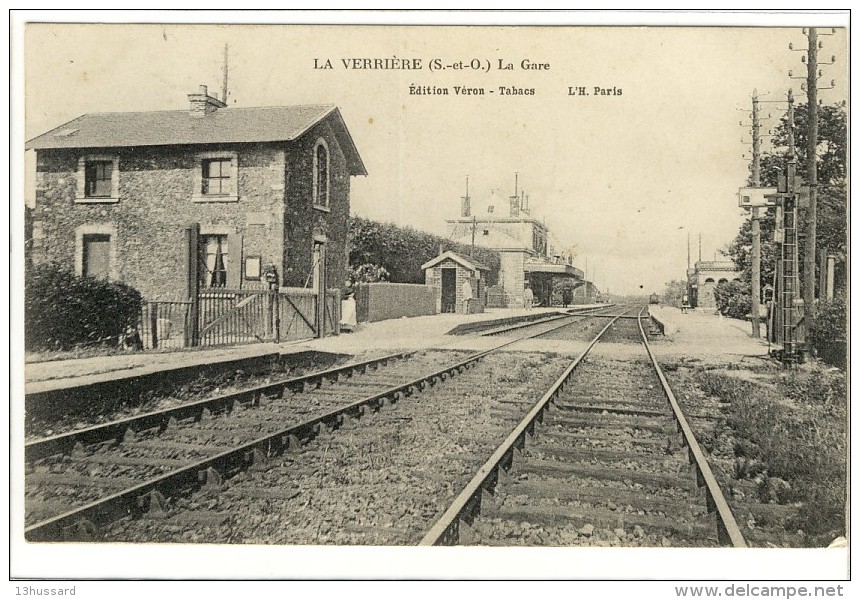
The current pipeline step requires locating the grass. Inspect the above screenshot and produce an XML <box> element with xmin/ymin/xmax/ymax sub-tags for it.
<box><xmin>694</xmin><ymin>366</ymin><xmax>847</xmax><ymax>546</ymax></box>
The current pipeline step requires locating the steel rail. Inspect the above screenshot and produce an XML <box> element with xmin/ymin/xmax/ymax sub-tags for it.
<box><xmin>419</xmin><ymin>305</ymin><xmax>745</xmax><ymax>547</ymax></box>
<box><xmin>635</xmin><ymin>306</ymin><xmax>747</xmax><ymax>548</ymax></box>
<box><xmin>25</xmin><ymin>351</ymin><xmax>414</xmax><ymax>463</ymax></box>
<box><xmin>418</xmin><ymin>310</ymin><xmax>628</xmax><ymax>546</ymax></box>
<box><xmin>480</xmin><ymin>305</ymin><xmax>617</xmax><ymax>337</ymax></box>
<box><xmin>27</xmin><ymin>309</ymin><xmax>604</xmax><ymax>462</ymax></box>
<box><xmin>24</xmin><ymin>312</ymin><xmax>592</xmax><ymax>542</ymax></box>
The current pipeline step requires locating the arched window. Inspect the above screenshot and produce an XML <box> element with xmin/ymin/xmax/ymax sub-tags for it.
<box><xmin>313</xmin><ymin>139</ymin><xmax>329</xmax><ymax>209</ymax></box>
<box><xmin>718</xmin><ymin>278</ymin><xmax>728</xmax><ymax>284</ymax></box>
<box><xmin>704</xmin><ymin>277</ymin><xmax>715</xmax><ymax>283</ymax></box>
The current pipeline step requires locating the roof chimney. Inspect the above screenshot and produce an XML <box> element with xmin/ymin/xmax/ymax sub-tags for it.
<box><xmin>509</xmin><ymin>194</ymin><xmax>520</xmax><ymax>217</ymax></box>
<box><xmin>188</xmin><ymin>84</ymin><xmax>227</xmax><ymax>116</ymax></box>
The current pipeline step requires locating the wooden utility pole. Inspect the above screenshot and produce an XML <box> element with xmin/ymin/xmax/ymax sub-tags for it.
<box><xmin>750</xmin><ymin>90</ymin><xmax>762</xmax><ymax>338</ymax></box>
<box><xmin>803</xmin><ymin>28</ymin><xmax>819</xmax><ymax>317</ymax></box>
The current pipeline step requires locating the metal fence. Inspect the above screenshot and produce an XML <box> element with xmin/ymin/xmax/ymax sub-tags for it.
<box><xmin>139</xmin><ymin>288</ymin><xmax>341</xmax><ymax>349</ymax></box>
<box><xmin>198</xmin><ymin>290</ymin><xmax>280</xmax><ymax>346</ymax></box>
<box><xmin>139</xmin><ymin>301</ymin><xmax>192</xmax><ymax>350</ymax></box>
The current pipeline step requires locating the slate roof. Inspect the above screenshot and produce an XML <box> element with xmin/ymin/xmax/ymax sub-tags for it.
<box><xmin>421</xmin><ymin>250</ymin><xmax>491</xmax><ymax>272</ymax></box>
<box><xmin>25</xmin><ymin>104</ymin><xmax>367</xmax><ymax>176</ymax></box>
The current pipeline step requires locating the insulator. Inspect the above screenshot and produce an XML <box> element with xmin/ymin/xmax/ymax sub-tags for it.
<box><xmin>818</xmin><ymin>70</ymin><xmax>823</xmax><ymax>77</ymax></box>
<box><xmin>819</xmin><ymin>40</ymin><xmax>823</xmax><ymax>49</ymax></box>
<box><xmin>789</xmin><ymin>42</ymin><xmax>794</xmax><ymax>49</ymax></box>
<box><xmin>801</xmin><ymin>55</ymin><xmax>807</xmax><ymax>64</ymax></box>
<box><xmin>802</xmin><ymin>28</ymin><xmax>808</xmax><ymax>35</ymax></box>
<box><xmin>832</xmin><ymin>55</ymin><xmax>837</xmax><ymax>62</ymax></box>
<box><xmin>831</xmin><ymin>80</ymin><xmax>836</xmax><ymax>87</ymax></box>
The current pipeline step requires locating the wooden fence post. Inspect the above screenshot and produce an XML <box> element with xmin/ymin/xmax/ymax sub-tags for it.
<box><xmin>185</xmin><ymin>223</ymin><xmax>200</xmax><ymax>346</ymax></box>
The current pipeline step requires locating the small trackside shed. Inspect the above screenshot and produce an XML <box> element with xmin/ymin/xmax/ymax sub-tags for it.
<box><xmin>422</xmin><ymin>250</ymin><xmax>490</xmax><ymax>314</ymax></box>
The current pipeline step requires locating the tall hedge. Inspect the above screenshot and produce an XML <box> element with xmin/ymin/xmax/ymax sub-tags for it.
<box><xmin>25</xmin><ymin>264</ymin><xmax>144</xmax><ymax>351</ymax></box>
<box><xmin>348</xmin><ymin>216</ymin><xmax>500</xmax><ymax>284</ymax></box>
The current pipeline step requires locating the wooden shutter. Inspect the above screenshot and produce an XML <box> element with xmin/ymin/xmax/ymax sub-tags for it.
<box><xmin>228</xmin><ymin>233</ymin><xmax>243</xmax><ymax>289</ymax></box>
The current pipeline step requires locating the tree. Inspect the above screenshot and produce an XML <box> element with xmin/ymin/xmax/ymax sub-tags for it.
<box><xmin>661</xmin><ymin>279</ymin><xmax>687</xmax><ymax>308</ymax></box>
<box><xmin>728</xmin><ymin>102</ymin><xmax>847</xmax><ymax>292</ymax></box>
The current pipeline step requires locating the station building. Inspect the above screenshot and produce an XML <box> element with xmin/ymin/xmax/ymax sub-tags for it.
<box><xmin>686</xmin><ymin>260</ymin><xmax>742</xmax><ymax>310</ymax></box>
<box><xmin>25</xmin><ymin>85</ymin><xmax>366</xmax><ymax>302</ymax></box>
<box><xmin>446</xmin><ymin>186</ymin><xmax>586</xmax><ymax>308</ymax></box>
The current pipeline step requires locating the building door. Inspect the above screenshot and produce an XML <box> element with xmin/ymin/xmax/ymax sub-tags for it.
<box><xmin>441</xmin><ymin>268</ymin><xmax>457</xmax><ymax>313</ymax></box>
<box><xmin>82</xmin><ymin>233</ymin><xmax>111</xmax><ymax>279</ymax></box>
<box><xmin>313</xmin><ymin>239</ymin><xmax>327</xmax><ymax>337</ymax></box>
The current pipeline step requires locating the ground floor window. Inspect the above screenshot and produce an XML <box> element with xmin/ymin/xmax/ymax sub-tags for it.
<box><xmin>200</xmin><ymin>234</ymin><xmax>229</xmax><ymax>288</ymax></box>
<box><xmin>82</xmin><ymin>233</ymin><xmax>111</xmax><ymax>279</ymax></box>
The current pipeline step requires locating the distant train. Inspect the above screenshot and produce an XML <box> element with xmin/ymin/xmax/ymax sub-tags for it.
<box><xmin>648</xmin><ymin>293</ymin><xmax>660</xmax><ymax>305</ymax></box>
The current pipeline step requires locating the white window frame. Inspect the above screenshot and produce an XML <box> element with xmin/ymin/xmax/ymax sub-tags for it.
<box><xmin>75</xmin><ymin>155</ymin><xmax>120</xmax><ymax>203</ymax></box>
<box><xmin>193</xmin><ymin>151</ymin><xmax>239</xmax><ymax>203</ymax></box>
<box><xmin>312</xmin><ymin>138</ymin><xmax>330</xmax><ymax>211</ymax></box>
<box><xmin>75</xmin><ymin>223</ymin><xmax>118</xmax><ymax>280</ymax></box>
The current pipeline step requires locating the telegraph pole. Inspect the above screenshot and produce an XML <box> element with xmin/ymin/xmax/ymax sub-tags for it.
<box><xmin>750</xmin><ymin>90</ymin><xmax>762</xmax><ymax>338</ymax></box>
<box><xmin>803</xmin><ymin>28</ymin><xmax>819</xmax><ymax>318</ymax></box>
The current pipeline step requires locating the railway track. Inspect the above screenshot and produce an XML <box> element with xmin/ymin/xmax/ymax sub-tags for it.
<box><xmin>420</xmin><ymin>307</ymin><xmax>746</xmax><ymax>547</ymax></box>
<box><xmin>25</xmin><ymin>309</ymin><xmax>721</xmax><ymax>545</ymax></box>
<box><xmin>24</xmin><ymin>308</ymin><xmax>621</xmax><ymax>542</ymax></box>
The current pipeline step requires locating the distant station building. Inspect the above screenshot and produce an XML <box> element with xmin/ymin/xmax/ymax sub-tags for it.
<box><xmin>25</xmin><ymin>84</ymin><xmax>366</xmax><ymax>302</ymax></box>
<box><xmin>686</xmin><ymin>260</ymin><xmax>742</xmax><ymax>310</ymax></box>
<box><xmin>446</xmin><ymin>178</ymin><xmax>586</xmax><ymax>308</ymax></box>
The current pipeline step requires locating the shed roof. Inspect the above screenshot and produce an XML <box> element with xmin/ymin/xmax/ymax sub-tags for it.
<box><xmin>421</xmin><ymin>250</ymin><xmax>490</xmax><ymax>272</ymax></box>
<box><xmin>25</xmin><ymin>104</ymin><xmax>367</xmax><ymax>176</ymax></box>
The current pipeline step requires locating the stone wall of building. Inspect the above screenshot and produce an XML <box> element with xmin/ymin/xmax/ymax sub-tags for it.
<box><xmin>33</xmin><ymin>143</ymin><xmax>289</xmax><ymax>301</ymax></box>
<box><xmin>32</xmin><ymin>125</ymin><xmax>352</xmax><ymax>302</ymax></box>
<box><xmin>692</xmin><ymin>264</ymin><xmax>742</xmax><ymax>310</ymax></box>
<box><xmin>424</xmin><ymin>258</ymin><xmax>484</xmax><ymax>314</ymax></box>
<box><xmin>499</xmin><ymin>251</ymin><xmax>526</xmax><ymax>307</ymax></box>
<box><xmin>282</xmin><ymin>120</ymin><xmax>351</xmax><ymax>291</ymax></box>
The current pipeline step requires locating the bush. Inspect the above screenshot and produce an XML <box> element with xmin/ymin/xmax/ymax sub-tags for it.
<box><xmin>713</xmin><ymin>280</ymin><xmax>752</xmax><ymax>319</ymax></box>
<box><xmin>810</xmin><ymin>293</ymin><xmax>846</xmax><ymax>345</ymax></box>
<box><xmin>25</xmin><ymin>264</ymin><xmax>144</xmax><ymax>351</ymax></box>
<box><xmin>348</xmin><ymin>216</ymin><xmax>500</xmax><ymax>284</ymax></box>
<box><xmin>349</xmin><ymin>263</ymin><xmax>390</xmax><ymax>283</ymax></box>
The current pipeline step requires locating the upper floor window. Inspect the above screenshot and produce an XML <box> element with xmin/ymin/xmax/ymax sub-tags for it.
<box><xmin>193</xmin><ymin>151</ymin><xmax>238</xmax><ymax>202</ymax></box>
<box><xmin>76</xmin><ymin>155</ymin><xmax>119</xmax><ymax>203</ymax></box>
<box><xmin>202</xmin><ymin>158</ymin><xmax>232</xmax><ymax>196</ymax></box>
<box><xmin>85</xmin><ymin>161</ymin><xmax>113</xmax><ymax>197</ymax></box>
<box><xmin>313</xmin><ymin>139</ymin><xmax>330</xmax><ymax>210</ymax></box>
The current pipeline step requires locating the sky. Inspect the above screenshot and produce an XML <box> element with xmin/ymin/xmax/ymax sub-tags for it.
<box><xmin>22</xmin><ymin>18</ymin><xmax>848</xmax><ymax>295</ymax></box>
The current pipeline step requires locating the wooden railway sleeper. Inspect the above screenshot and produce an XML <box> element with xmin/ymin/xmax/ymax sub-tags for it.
<box><xmin>196</xmin><ymin>466</ymin><xmax>224</xmax><ymax>495</ymax></box>
<box><xmin>64</xmin><ymin>519</ymin><xmax>97</xmax><ymax>542</ymax></box>
<box><xmin>138</xmin><ymin>489</ymin><xmax>167</xmax><ymax>515</ymax></box>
